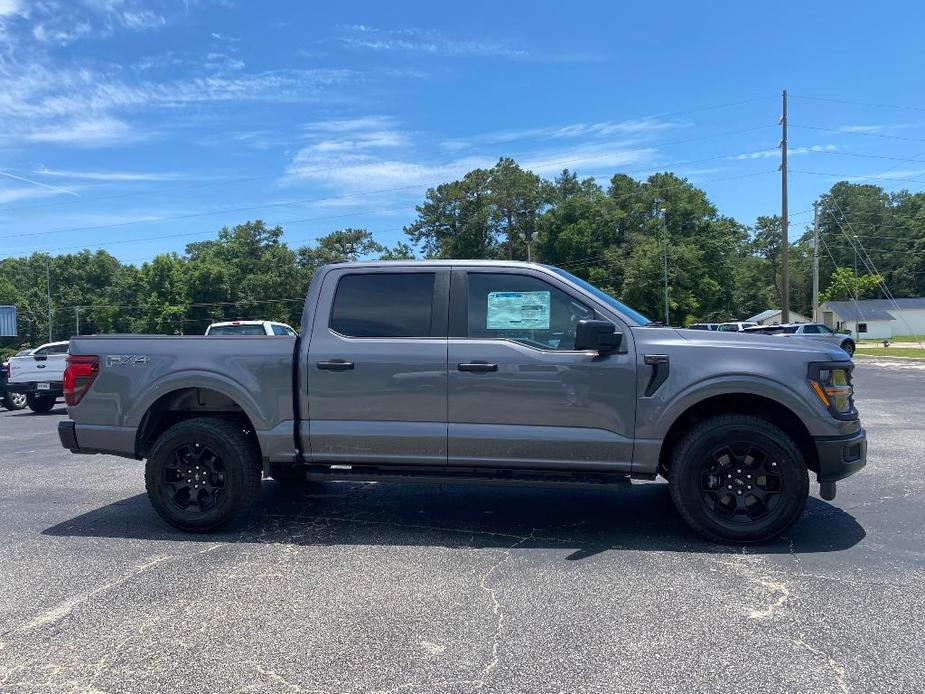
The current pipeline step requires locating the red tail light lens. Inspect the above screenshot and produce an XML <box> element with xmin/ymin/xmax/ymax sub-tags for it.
<box><xmin>64</xmin><ymin>355</ymin><xmax>100</xmax><ymax>406</ymax></box>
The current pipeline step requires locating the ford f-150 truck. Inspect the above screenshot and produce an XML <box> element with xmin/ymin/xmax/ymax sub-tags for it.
<box><xmin>58</xmin><ymin>261</ymin><xmax>866</xmax><ymax>543</ymax></box>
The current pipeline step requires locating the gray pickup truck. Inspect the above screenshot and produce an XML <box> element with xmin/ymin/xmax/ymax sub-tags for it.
<box><xmin>58</xmin><ymin>261</ymin><xmax>866</xmax><ymax>543</ymax></box>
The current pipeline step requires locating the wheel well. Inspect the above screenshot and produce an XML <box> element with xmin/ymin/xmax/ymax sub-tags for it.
<box><xmin>657</xmin><ymin>393</ymin><xmax>818</xmax><ymax>479</ymax></box>
<box><xmin>135</xmin><ymin>387</ymin><xmax>260</xmax><ymax>460</ymax></box>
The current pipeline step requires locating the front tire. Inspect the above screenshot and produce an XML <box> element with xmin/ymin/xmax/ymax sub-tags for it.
<box><xmin>145</xmin><ymin>417</ymin><xmax>261</xmax><ymax>532</ymax></box>
<box><xmin>26</xmin><ymin>394</ymin><xmax>56</xmax><ymax>413</ymax></box>
<box><xmin>841</xmin><ymin>339</ymin><xmax>855</xmax><ymax>356</ymax></box>
<box><xmin>668</xmin><ymin>415</ymin><xmax>809</xmax><ymax>544</ymax></box>
<box><xmin>2</xmin><ymin>392</ymin><xmax>27</xmax><ymax>411</ymax></box>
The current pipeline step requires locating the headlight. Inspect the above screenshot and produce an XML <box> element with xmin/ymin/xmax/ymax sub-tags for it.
<box><xmin>808</xmin><ymin>362</ymin><xmax>857</xmax><ymax>419</ymax></box>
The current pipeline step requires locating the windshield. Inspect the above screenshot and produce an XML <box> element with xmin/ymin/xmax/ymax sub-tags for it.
<box><xmin>546</xmin><ymin>266</ymin><xmax>651</xmax><ymax>325</ymax></box>
<box><xmin>207</xmin><ymin>325</ymin><xmax>266</xmax><ymax>336</ymax></box>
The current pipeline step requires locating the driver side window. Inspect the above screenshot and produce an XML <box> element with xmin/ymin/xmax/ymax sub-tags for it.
<box><xmin>466</xmin><ymin>273</ymin><xmax>593</xmax><ymax>350</ymax></box>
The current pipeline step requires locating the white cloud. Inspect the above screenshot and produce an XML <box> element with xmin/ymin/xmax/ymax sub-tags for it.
<box><xmin>0</xmin><ymin>186</ymin><xmax>69</xmax><ymax>204</ymax></box>
<box><xmin>334</xmin><ymin>25</ymin><xmax>601</xmax><ymax>63</ymax></box>
<box><xmin>732</xmin><ymin>144</ymin><xmax>838</xmax><ymax>160</ymax></box>
<box><xmin>840</xmin><ymin>125</ymin><xmax>883</xmax><ymax>134</ymax></box>
<box><xmin>23</xmin><ymin>115</ymin><xmax>145</xmax><ymax>147</ymax></box>
<box><xmin>445</xmin><ymin>117</ymin><xmax>681</xmax><ymax>150</ymax></box>
<box><xmin>0</xmin><ymin>0</ymin><xmax>24</xmax><ymax>17</ymax></box>
<box><xmin>32</xmin><ymin>21</ymin><xmax>92</xmax><ymax>45</ymax></box>
<box><xmin>287</xmin><ymin>112</ymin><xmax>658</xmax><ymax>193</ymax></box>
<box><xmin>520</xmin><ymin>145</ymin><xmax>655</xmax><ymax>176</ymax></box>
<box><xmin>33</xmin><ymin>168</ymin><xmax>188</xmax><ymax>182</ymax></box>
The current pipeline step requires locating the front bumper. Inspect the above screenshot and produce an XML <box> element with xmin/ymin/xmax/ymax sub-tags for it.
<box><xmin>813</xmin><ymin>427</ymin><xmax>867</xmax><ymax>482</ymax></box>
<box><xmin>58</xmin><ymin>421</ymin><xmax>79</xmax><ymax>452</ymax></box>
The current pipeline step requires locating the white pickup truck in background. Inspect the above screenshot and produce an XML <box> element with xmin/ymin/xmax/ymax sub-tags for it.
<box><xmin>204</xmin><ymin>320</ymin><xmax>297</xmax><ymax>336</ymax></box>
<box><xmin>6</xmin><ymin>340</ymin><xmax>69</xmax><ymax>412</ymax></box>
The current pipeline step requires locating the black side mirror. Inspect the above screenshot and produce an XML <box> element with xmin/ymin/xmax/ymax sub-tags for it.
<box><xmin>575</xmin><ymin>319</ymin><xmax>622</xmax><ymax>354</ymax></box>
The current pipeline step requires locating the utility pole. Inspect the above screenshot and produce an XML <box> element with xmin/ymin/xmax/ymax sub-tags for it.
<box><xmin>779</xmin><ymin>89</ymin><xmax>790</xmax><ymax>323</ymax></box>
<box><xmin>812</xmin><ymin>202</ymin><xmax>820</xmax><ymax>322</ymax></box>
<box><xmin>45</xmin><ymin>257</ymin><xmax>53</xmax><ymax>343</ymax></box>
<box><xmin>75</xmin><ymin>307</ymin><xmax>80</xmax><ymax>337</ymax></box>
<box><xmin>661</xmin><ymin>207</ymin><xmax>670</xmax><ymax>326</ymax></box>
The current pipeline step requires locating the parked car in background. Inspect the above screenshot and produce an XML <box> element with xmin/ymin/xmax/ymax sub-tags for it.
<box><xmin>687</xmin><ymin>323</ymin><xmax>721</xmax><ymax>331</ymax></box>
<box><xmin>742</xmin><ymin>323</ymin><xmax>855</xmax><ymax>356</ymax></box>
<box><xmin>1</xmin><ymin>349</ymin><xmax>34</xmax><ymax>411</ymax></box>
<box><xmin>205</xmin><ymin>320</ymin><xmax>297</xmax><ymax>336</ymax></box>
<box><xmin>718</xmin><ymin>321</ymin><xmax>758</xmax><ymax>332</ymax></box>
<box><xmin>6</xmin><ymin>341</ymin><xmax>69</xmax><ymax>412</ymax></box>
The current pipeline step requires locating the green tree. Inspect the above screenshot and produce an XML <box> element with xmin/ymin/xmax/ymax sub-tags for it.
<box><xmin>820</xmin><ymin>267</ymin><xmax>883</xmax><ymax>302</ymax></box>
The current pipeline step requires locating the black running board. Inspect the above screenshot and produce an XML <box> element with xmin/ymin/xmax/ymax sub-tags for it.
<box><xmin>290</xmin><ymin>463</ymin><xmax>648</xmax><ymax>489</ymax></box>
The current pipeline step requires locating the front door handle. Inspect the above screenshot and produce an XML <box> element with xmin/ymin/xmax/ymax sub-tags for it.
<box><xmin>458</xmin><ymin>362</ymin><xmax>498</xmax><ymax>373</ymax></box>
<box><xmin>317</xmin><ymin>359</ymin><xmax>354</xmax><ymax>371</ymax></box>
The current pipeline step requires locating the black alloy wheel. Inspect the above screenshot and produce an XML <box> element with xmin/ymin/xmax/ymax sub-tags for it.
<box><xmin>668</xmin><ymin>415</ymin><xmax>809</xmax><ymax>543</ymax></box>
<box><xmin>145</xmin><ymin>417</ymin><xmax>261</xmax><ymax>532</ymax></box>
<box><xmin>161</xmin><ymin>443</ymin><xmax>227</xmax><ymax>513</ymax></box>
<box><xmin>699</xmin><ymin>443</ymin><xmax>783</xmax><ymax>524</ymax></box>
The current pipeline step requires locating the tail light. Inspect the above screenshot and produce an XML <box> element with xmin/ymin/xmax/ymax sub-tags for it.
<box><xmin>64</xmin><ymin>355</ymin><xmax>100</xmax><ymax>406</ymax></box>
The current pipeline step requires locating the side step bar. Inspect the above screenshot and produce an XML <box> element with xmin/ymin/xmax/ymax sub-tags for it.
<box><xmin>270</xmin><ymin>463</ymin><xmax>650</xmax><ymax>489</ymax></box>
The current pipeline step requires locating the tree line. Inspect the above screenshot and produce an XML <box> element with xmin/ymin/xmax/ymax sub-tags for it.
<box><xmin>2</xmin><ymin>157</ymin><xmax>923</xmax><ymax>358</ymax></box>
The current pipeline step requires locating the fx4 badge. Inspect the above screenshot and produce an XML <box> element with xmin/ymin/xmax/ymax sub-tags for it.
<box><xmin>105</xmin><ymin>354</ymin><xmax>149</xmax><ymax>368</ymax></box>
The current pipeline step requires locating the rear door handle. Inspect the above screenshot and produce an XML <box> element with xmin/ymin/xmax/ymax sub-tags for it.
<box><xmin>316</xmin><ymin>359</ymin><xmax>354</xmax><ymax>371</ymax></box>
<box><xmin>458</xmin><ymin>362</ymin><xmax>498</xmax><ymax>373</ymax></box>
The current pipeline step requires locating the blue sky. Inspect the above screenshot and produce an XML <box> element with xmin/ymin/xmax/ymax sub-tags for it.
<box><xmin>2</xmin><ymin>0</ymin><xmax>925</xmax><ymax>264</ymax></box>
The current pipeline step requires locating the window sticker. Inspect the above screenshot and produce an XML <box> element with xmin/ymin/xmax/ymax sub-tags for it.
<box><xmin>486</xmin><ymin>291</ymin><xmax>550</xmax><ymax>330</ymax></box>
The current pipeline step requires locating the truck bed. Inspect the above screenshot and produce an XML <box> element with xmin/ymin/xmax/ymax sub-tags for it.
<box><xmin>66</xmin><ymin>334</ymin><xmax>298</xmax><ymax>462</ymax></box>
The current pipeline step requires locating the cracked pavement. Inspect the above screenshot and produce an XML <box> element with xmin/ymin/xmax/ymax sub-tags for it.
<box><xmin>0</xmin><ymin>362</ymin><xmax>923</xmax><ymax>693</ymax></box>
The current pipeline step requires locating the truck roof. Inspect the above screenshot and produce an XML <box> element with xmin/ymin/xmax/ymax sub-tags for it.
<box><xmin>321</xmin><ymin>259</ymin><xmax>550</xmax><ymax>270</ymax></box>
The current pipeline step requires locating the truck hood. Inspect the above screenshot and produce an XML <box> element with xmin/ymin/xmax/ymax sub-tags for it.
<box><xmin>633</xmin><ymin>327</ymin><xmax>851</xmax><ymax>362</ymax></box>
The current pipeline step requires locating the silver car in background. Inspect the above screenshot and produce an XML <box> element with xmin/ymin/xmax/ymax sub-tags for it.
<box><xmin>743</xmin><ymin>322</ymin><xmax>856</xmax><ymax>356</ymax></box>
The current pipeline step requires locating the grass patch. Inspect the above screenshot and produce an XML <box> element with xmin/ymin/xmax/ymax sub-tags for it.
<box><xmin>858</xmin><ymin>336</ymin><xmax>925</xmax><ymax>345</ymax></box>
<box><xmin>855</xmin><ymin>347</ymin><xmax>925</xmax><ymax>359</ymax></box>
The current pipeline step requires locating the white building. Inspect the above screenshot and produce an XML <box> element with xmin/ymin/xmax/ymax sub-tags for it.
<box><xmin>821</xmin><ymin>298</ymin><xmax>925</xmax><ymax>340</ymax></box>
<box><xmin>746</xmin><ymin>309</ymin><xmax>811</xmax><ymax>326</ymax></box>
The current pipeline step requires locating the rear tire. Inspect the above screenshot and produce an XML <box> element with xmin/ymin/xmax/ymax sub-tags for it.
<box><xmin>26</xmin><ymin>394</ymin><xmax>56</xmax><ymax>413</ymax></box>
<box><xmin>668</xmin><ymin>415</ymin><xmax>808</xmax><ymax>544</ymax></box>
<box><xmin>2</xmin><ymin>392</ymin><xmax>27</xmax><ymax>411</ymax></box>
<box><xmin>841</xmin><ymin>339</ymin><xmax>855</xmax><ymax>356</ymax></box>
<box><xmin>145</xmin><ymin>417</ymin><xmax>261</xmax><ymax>532</ymax></box>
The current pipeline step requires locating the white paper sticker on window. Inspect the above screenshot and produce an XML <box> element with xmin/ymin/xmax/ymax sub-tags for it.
<box><xmin>486</xmin><ymin>291</ymin><xmax>550</xmax><ymax>329</ymax></box>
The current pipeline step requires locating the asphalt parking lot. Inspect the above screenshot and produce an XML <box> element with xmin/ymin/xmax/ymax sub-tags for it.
<box><xmin>1</xmin><ymin>358</ymin><xmax>923</xmax><ymax>693</ymax></box>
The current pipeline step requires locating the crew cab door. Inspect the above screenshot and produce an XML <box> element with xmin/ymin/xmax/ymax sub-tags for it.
<box><xmin>447</xmin><ymin>267</ymin><xmax>637</xmax><ymax>472</ymax></box>
<box><xmin>302</xmin><ymin>267</ymin><xmax>449</xmax><ymax>465</ymax></box>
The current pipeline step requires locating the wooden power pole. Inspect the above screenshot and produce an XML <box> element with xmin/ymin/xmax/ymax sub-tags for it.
<box><xmin>780</xmin><ymin>89</ymin><xmax>790</xmax><ymax>323</ymax></box>
<box><xmin>812</xmin><ymin>203</ymin><xmax>820</xmax><ymax>322</ymax></box>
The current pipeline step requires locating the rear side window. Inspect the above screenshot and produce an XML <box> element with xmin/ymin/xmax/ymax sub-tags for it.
<box><xmin>782</xmin><ymin>326</ymin><xmax>800</xmax><ymax>334</ymax></box>
<box><xmin>331</xmin><ymin>273</ymin><xmax>435</xmax><ymax>338</ymax></box>
<box><xmin>803</xmin><ymin>325</ymin><xmax>820</xmax><ymax>334</ymax></box>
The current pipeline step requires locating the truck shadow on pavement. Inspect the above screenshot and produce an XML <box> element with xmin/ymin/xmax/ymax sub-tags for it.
<box><xmin>42</xmin><ymin>480</ymin><xmax>866</xmax><ymax>557</ymax></box>
<box><xmin>7</xmin><ymin>407</ymin><xmax>68</xmax><ymax>416</ymax></box>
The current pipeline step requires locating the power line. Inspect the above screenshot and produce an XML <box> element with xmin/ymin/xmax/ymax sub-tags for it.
<box><xmin>791</xmin><ymin>169</ymin><xmax>925</xmax><ymax>184</ymax></box>
<box><xmin>790</xmin><ymin>94</ymin><xmax>925</xmax><ymax>114</ymax></box>
<box><xmin>790</xmin><ymin>124</ymin><xmax>925</xmax><ymax>144</ymax></box>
